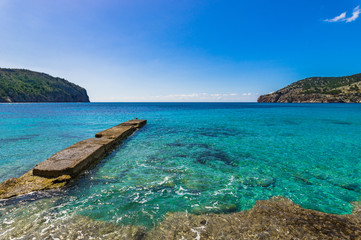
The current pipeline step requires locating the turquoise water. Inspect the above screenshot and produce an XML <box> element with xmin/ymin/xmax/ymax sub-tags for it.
<box><xmin>1</xmin><ymin>103</ymin><xmax>361</xmax><ymax>237</ymax></box>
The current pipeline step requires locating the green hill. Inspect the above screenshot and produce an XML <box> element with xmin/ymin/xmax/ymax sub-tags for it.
<box><xmin>0</xmin><ymin>68</ymin><xmax>89</xmax><ymax>102</ymax></box>
<box><xmin>258</xmin><ymin>73</ymin><xmax>361</xmax><ymax>103</ymax></box>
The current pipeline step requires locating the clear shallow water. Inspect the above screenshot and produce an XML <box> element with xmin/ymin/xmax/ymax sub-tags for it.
<box><xmin>1</xmin><ymin>103</ymin><xmax>361</xmax><ymax>237</ymax></box>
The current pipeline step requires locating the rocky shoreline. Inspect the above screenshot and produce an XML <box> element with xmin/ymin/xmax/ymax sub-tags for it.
<box><xmin>146</xmin><ymin>197</ymin><xmax>361</xmax><ymax>239</ymax></box>
<box><xmin>2</xmin><ymin>196</ymin><xmax>361</xmax><ymax>239</ymax></box>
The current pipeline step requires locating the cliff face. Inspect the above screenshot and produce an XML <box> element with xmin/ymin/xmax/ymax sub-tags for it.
<box><xmin>258</xmin><ymin>73</ymin><xmax>361</xmax><ymax>103</ymax></box>
<box><xmin>0</xmin><ymin>68</ymin><xmax>89</xmax><ymax>103</ymax></box>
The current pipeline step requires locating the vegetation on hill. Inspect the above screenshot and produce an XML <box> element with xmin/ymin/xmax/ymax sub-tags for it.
<box><xmin>258</xmin><ymin>73</ymin><xmax>361</xmax><ymax>103</ymax></box>
<box><xmin>0</xmin><ymin>68</ymin><xmax>89</xmax><ymax>102</ymax></box>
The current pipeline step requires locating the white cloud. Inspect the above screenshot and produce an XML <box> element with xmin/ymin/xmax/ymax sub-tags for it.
<box><xmin>346</xmin><ymin>5</ymin><xmax>360</xmax><ymax>22</ymax></box>
<box><xmin>324</xmin><ymin>12</ymin><xmax>346</xmax><ymax>22</ymax></box>
<box><xmin>324</xmin><ymin>5</ymin><xmax>360</xmax><ymax>23</ymax></box>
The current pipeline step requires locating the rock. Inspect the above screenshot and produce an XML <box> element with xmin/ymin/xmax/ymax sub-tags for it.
<box><xmin>0</xmin><ymin>170</ymin><xmax>71</xmax><ymax>199</ymax></box>
<box><xmin>146</xmin><ymin>197</ymin><xmax>361</xmax><ymax>239</ymax></box>
<box><xmin>293</xmin><ymin>174</ymin><xmax>312</xmax><ymax>185</ymax></box>
<box><xmin>242</xmin><ymin>176</ymin><xmax>276</xmax><ymax>188</ymax></box>
<box><xmin>3</xmin><ymin>195</ymin><xmax>361</xmax><ymax>239</ymax></box>
<box><xmin>1</xmin><ymin>213</ymin><xmax>146</xmax><ymax>240</ymax></box>
<box><xmin>341</xmin><ymin>183</ymin><xmax>361</xmax><ymax>192</ymax></box>
<box><xmin>191</xmin><ymin>204</ymin><xmax>238</xmax><ymax>214</ymax></box>
<box><xmin>183</xmin><ymin>179</ymin><xmax>210</xmax><ymax>192</ymax></box>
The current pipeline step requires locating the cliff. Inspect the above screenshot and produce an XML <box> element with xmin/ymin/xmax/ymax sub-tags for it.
<box><xmin>0</xmin><ymin>68</ymin><xmax>89</xmax><ymax>102</ymax></box>
<box><xmin>258</xmin><ymin>73</ymin><xmax>361</xmax><ymax>103</ymax></box>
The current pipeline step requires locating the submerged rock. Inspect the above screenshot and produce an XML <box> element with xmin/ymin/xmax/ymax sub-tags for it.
<box><xmin>292</xmin><ymin>174</ymin><xmax>312</xmax><ymax>185</ymax></box>
<box><xmin>197</xmin><ymin>128</ymin><xmax>239</xmax><ymax>138</ymax></box>
<box><xmin>341</xmin><ymin>183</ymin><xmax>361</xmax><ymax>192</ymax></box>
<box><xmin>1</xmin><ymin>213</ymin><xmax>146</xmax><ymax>240</ymax></box>
<box><xmin>195</xmin><ymin>149</ymin><xmax>234</xmax><ymax>166</ymax></box>
<box><xmin>182</xmin><ymin>179</ymin><xmax>210</xmax><ymax>192</ymax></box>
<box><xmin>242</xmin><ymin>176</ymin><xmax>276</xmax><ymax>188</ymax></box>
<box><xmin>190</xmin><ymin>204</ymin><xmax>238</xmax><ymax>214</ymax></box>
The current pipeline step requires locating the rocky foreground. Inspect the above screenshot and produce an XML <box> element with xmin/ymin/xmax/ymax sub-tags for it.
<box><xmin>146</xmin><ymin>197</ymin><xmax>361</xmax><ymax>239</ymax></box>
<box><xmin>258</xmin><ymin>73</ymin><xmax>361</xmax><ymax>103</ymax></box>
<box><xmin>2</xmin><ymin>197</ymin><xmax>361</xmax><ymax>239</ymax></box>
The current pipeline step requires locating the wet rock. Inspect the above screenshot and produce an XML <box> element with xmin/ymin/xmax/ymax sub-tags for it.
<box><xmin>3</xmin><ymin>196</ymin><xmax>361</xmax><ymax>239</ymax></box>
<box><xmin>146</xmin><ymin>197</ymin><xmax>361</xmax><ymax>239</ymax></box>
<box><xmin>1</xmin><ymin>213</ymin><xmax>146</xmax><ymax>240</ymax></box>
<box><xmin>0</xmin><ymin>170</ymin><xmax>71</xmax><ymax>199</ymax></box>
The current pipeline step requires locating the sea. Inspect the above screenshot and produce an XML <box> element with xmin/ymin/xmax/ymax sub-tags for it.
<box><xmin>1</xmin><ymin>102</ymin><xmax>361</xmax><ymax>238</ymax></box>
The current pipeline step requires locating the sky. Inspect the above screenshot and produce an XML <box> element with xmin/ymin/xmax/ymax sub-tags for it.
<box><xmin>0</xmin><ymin>0</ymin><xmax>360</xmax><ymax>102</ymax></box>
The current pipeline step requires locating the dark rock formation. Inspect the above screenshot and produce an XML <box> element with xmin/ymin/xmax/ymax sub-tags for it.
<box><xmin>258</xmin><ymin>73</ymin><xmax>361</xmax><ymax>103</ymax></box>
<box><xmin>0</xmin><ymin>68</ymin><xmax>89</xmax><ymax>102</ymax></box>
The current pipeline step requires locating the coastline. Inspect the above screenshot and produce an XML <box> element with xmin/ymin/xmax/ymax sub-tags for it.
<box><xmin>1</xmin><ymin>103</ymin><xmax>361</xmax><ymax>239</ymax></box>
<box><xmin>2</xmin><ymin>195</ymin><xmax>361</xmax><ymax>239</ymax></box>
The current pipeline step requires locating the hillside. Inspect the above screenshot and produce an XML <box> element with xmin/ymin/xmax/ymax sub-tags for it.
<box><xmin>258</xmin><ymin>73</ymin><xmax>361</xmax><ymax>103</ymax></box>
<box><xmin>0</xmin><ymin>68</ymin><xmax>89</xmax><ymax>102</ymax></box>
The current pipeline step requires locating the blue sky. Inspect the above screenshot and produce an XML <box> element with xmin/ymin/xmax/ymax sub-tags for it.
<box><xmin>0</xmin><ymin>0</ymin><xmax>360</xmax><ymax>102</ymax></box>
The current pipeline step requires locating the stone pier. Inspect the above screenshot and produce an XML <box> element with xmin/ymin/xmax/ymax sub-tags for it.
<box><xmin>0</xmin><ymin>119</ymin><xmax>146</xmax><ymax>199</ymax></box>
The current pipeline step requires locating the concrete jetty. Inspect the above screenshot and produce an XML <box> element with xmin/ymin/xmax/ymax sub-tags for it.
<box><xmin>0</xmin><ymin>119</ymin><xmax>146</xmax><ymax>199</ymax></box>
